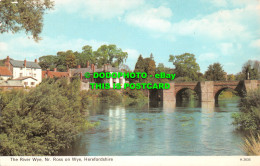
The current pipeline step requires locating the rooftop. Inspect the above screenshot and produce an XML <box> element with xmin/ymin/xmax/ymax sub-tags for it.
<box><xmin>10</xmin><ymin>59</ymin><xmax>41</xmax><ymax>69</ymax></box>
<box><xmin>0</xmin><ymin>66</ymin><xmax>12</xmax><ymax>76</ymax></box>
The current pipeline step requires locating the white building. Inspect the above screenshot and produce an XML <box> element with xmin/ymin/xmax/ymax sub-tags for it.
<box><xmin>5</xmin><ymin>56</ymin><xmax>42</xmax><ymax>87</ymax></box>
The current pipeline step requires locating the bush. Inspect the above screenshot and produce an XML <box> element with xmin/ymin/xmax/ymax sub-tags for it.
<box><xmin>123</xmin><ymin>88</ymin><xmax>146</xmax><ymax>100</ymax></box>
<box><xmin>0</xmin><ymin>78</ymin><xmax>89</xmax><ymax>155</ymax></box>
<box><xmin>232</xmin><ymin>88</ymin><xmax>260</xmax><ymax>132</ymax></box>
<box><xmin>98</xmin><ymin>89</ymin><xmax>122</xmax><ymax>103</ymax></box>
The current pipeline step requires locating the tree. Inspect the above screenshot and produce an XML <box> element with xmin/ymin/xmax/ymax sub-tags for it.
<box><xmin>134</xmin><ymin>55</ymin><xmax>145</xmax><ymax>73</ymax></box>
<box><xmin>169</xmin><ymin>53</ymin><xmax>200</xmax><ymax>81</ymax></box>
<box><xmin>94</xmin><ymin>44</ymin><xmax>128</xmax><ymax>68</ymax></box>
<box><xmin>204</xmin><ymin>63</ymin><xmax>226</xmax><ymax>81</ymax></box>
<box><xmin>65</xmin><ymin>50</ymin><xmax>76</xmax><ymax>68</ymax></box>
<box><xmin>0</xmin><ymin>0</ymin><xmax>54</xmax><ymax>41</ymax></box>
<box><xmin>76</xmin><ymin>45</ymin><xmax>95</xmax><ymax>67</ymax></box>
<box><xmin>144</xmin><ymin>57</ymin><xmax>156</xmax><ymax>76</ymax></box>
<box><xmin>242</xmin><ymin>60</ymin><xmax>260</xmax><ymax>80</ymax></box>
<box><xmin>39</xmin><ymin>55</ymin><xmax>57</xmax><ymax>70</ymax></box>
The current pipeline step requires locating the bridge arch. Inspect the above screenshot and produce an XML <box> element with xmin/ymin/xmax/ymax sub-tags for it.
<box><xmin>214</xmin><ymin>87</ymin><xmax>241</xmax><ymax>104</ymax></box>
<box><xmin>175</xmin><ymin>87</ymin><xmax>200</xmax><ymax>102</ymax></box>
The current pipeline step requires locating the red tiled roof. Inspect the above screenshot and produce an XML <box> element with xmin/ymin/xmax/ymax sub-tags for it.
<box><xmin>42</xmin><ymin>70</ymin><xmax>69</xmax><ymax>78</ymax></box>
<box><xmin>0</xmin><ymin>66</ymin><xmax>12</xmax><ymax>76</ymax></box>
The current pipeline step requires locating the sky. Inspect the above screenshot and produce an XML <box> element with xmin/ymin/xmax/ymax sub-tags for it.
<box><xmin>0</xmin><ymin>0</ymin><xmax>260</xmax><ymax>74</ymax></box>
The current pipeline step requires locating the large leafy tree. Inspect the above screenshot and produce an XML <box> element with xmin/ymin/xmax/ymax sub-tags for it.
<box><xmin>39</xmin><ymin>55</ymin><xmax>57</xmax><ymax>70</ymax></box>
<box><xmin>0</xmin><ymin>0</ymin><xmax>54</xmax><ymax>41</ymax></box>
<box><xmin>65</xmin><ymin>50</ymin><xmax>76</xmax><ymax>68</ymax></box>
<box><xmin>204</xmin><ymin>63</ymin><xmax>226</xmax><ymax>81</ymax></box>
<box><xmin>94</xmin><ymin>44</ymin><xmax>128</xmax><ymax>68</ymax></box>
<box><xmin>169</xmin><ymin>53</ymin><xmax>200</xmax><ymax>81</ymax></box>
<box><xmin>78</xmin><ymin>45</ymin><xmax>95</xmax><ymax>67</ymax></box>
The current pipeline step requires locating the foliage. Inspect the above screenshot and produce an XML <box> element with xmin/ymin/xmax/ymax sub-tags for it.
<box><xmin>0</xmin><ymin>0</ymin><xmax>54</xmax><ymax>41</ymax></box>
<box><xmin>169</xmin><ymin>53</ymin><xmax>200</xmax><ymax>81</ymax></box>
<box><xmin>93</xmin><ymin>44</ymin><xmax>128</xmax><ymax>68</ymax></box>
<box><xmin>38</xmin><ymin>44</ymin><xmax>128</xmax><ymax>71</ymax></box>
<box><xmin>134</xmin><ymin>55</ymin><xmax>156</xmax><ymax>83</ymax></box>
<box><xmin>123</xmin><ymin>88</ymin><xmax>147</xmax><ymax>105</ymax></box>
<box><xmin>98</xmin><ymin>89</ymin><xmax>122</xmax><ymax>103</ymax></box>
<box><xmin>204</xmin><ymin>63</ymin><xmax>226</xmax><ymax>81</ymax></box>
<box><xmin>174</xmin><ymin>76</ymin><xmax>192</xmax><ymax>83</ymax></box>
<box><xmin>227</xmin><ymin>74</ymin><xmax>236</xmax><ymax>81</ymax></box>
<box><xmin>242</xmin><ymin>60</ymin><xmax>260</xmax><ymax>80</ymax></box>
<box><xmin>232</xmin><ymin>88</ymin><xmax>260</xmax><ymax>132</ymax></box>
<box><xmin>38</xmin><ymin>55</ymin><xmax>57</xmax><ymax>70</ymax></box>
<box><xmin>0</xmin><ymin>78</ymin><xmax>90</xmax><ymax>155</ymax></box>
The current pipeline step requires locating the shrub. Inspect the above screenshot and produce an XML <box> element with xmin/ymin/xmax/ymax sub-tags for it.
<box><xmin>0</xmin><ymin>78</ymin><xmax>88</xmax><ymax>155</ymax></box>
<box><xmin>232</xmin><ymin>88</ymin><xmax>260</xmax><ymax>132</ymax></box>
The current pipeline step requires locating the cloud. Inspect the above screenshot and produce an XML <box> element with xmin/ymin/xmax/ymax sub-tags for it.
<box><xmin>124</xmin><ymin>48</ymin><xmax>140</xmax><ymax>69</ymax></box>
<box><xmin>0</xmin><ymin>42</ymin><xmax>8</xmax><ymax>54</ymax></box>
<box><xmin>0</xmin><ymin>34</ymin><xmax>107</xmax><ymax>60</ymax></box>
<box><xmin>171</xmin><ymin>6</ymin><xmax>257</xmax><ymax>40</ymax></box>
<box><xmin>54</xmin><ymin>0</ymin><xmax>144</xmax><ymax>19</ymax></box>
<box><xmin>250</xmin><ymin>39</ymin><xmax>260</xmax><ymax>49</ymax></box>
<box><xmin>125</xmin><ymin>6</ymin><xmax>173</xmax><ymax>33</ymax></box>
<box><xmin>218</xmin><ymin>43</ymin><xmax>234</xmax><ymax>55</ymax></box>
<box><xmin>198</xmin><ymin>52</ymin><xmax>219</xmax><ymax>62</ymax></box>
<box><xmin>209</xmin><ymin>0</ymin><xmax>228</xmax><ymax>7</ymax></box>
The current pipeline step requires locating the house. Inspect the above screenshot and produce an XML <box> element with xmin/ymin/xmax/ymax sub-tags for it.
<box><xmin>0</xmin><ymin>80</ymin><xmax>24</xmax><ymax>90</ymax></box>
<box><xmin>13</xmin><ymin>76</ymin><xmax>38</xmax><ymax>87</ymax></box>
<box><xmin>0</xmin><ymin>66</ymin><xmax>12</xmax><ymax>80</ymax></box>
<box><xmin>4</xmin><ymin>56</ymin><xmax>42</xmax><ymax>87</ymax></box>
<box><xmin>42</xmin><ymin>68</ymin><xmax>70</xmax><ymax>78</ymax></box>
<box><xmin>72</xmin><ymin>63</ymin><xmax>125</xmax><ymax>89</ymax></box>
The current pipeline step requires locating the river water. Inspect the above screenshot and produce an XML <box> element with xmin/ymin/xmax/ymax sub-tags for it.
<box><xmin>61</xmin><ymin>98</ymin><xmax>245</xmax><ymax>156</ymax></box>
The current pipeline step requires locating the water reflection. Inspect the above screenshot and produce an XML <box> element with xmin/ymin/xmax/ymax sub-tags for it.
<box><xmin>60</xmin><ymin>98</ymin><xmax>244</xmax><ymax>156</ymax></box>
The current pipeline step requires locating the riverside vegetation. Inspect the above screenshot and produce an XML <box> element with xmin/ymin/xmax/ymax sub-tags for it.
<box><xmin>232</xmin><ymin>88</ymin><xmax>260</xmax><ymax>155</ymax></box>
<box><xmin>0</xmin><ymin>78</ymin><xmax>94</xmax><ymax>155</ymax></box>
<box><xmin>0</xmin><ymin>78</ymin><xmax>147</xmax><ymax>156</ymax></box>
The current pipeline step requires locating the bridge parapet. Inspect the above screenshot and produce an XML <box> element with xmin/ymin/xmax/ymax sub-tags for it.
<box><xmin>158</xmin><ymin>80</ymin><xmax>260</xmax><ymax>104</ymax></box>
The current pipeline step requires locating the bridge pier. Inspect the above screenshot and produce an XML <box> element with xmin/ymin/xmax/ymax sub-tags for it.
<box><xmin>200</xmin><ymin>81</ymin><xmax>214</xmax><ymax>102</ymax></box>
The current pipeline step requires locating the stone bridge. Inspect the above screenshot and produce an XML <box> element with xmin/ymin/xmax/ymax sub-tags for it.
<box><xmin>150</xmin><ymin>80</ymin><xmax>260</xmax><ymax>103</ymax></box>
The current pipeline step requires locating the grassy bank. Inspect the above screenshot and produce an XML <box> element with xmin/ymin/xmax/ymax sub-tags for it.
<box><xmin>232</xmin><ymin>88</ymin><xmax>260</xmax><ymax>155</ymax></box>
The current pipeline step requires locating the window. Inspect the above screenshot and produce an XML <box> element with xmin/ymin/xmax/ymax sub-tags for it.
<box><xmin>20</xmin><ymin>67</ymin><xmax>23</xmax><ymax>70</ymax></box>
<box><xmin>34</xmin><ymin>74</ymin><xmax>36</xmax><ymax>77</ymax></box>
<box><xmin>31</xmin><ymin>82</ymin><xmax>35</xmax><ymax>85</ymax></box>
<box><xmin>24</xmin><ymin>82</ymin><xmax>28</xmax><ymax>86</ymax></box>
<box><xmin>20</xmin><ymin>73</ymin><xmax>23</xmax><ymax>77</ymax></box>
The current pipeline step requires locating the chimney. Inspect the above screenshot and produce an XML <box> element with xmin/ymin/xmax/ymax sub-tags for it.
<box><xmin>5</xmin><ymin>56</ymin><xmax>10</xmax><ymax>69</ymax></box>
<box><xmin>80</xmin><ymin>72</ymin><xmax>82</xmax><ymax>81</ymax></box>
<box><xmin>54</xmin><ymin>68</ymin><xmax>57</xmax><ymax>72</ymax></box>
<box><xmin>77</xmin><ymin>65</ymin><xmax>81</xmax><ymax>69</ymax></box>
<box><xmin>34</xmin><ymin>59</ymin><xmax>38</xmax><ymax>63</ymax></box>
<box><xmin>87</xmin><ymin>61</ymin><xmax>90</xmax><ymax>68</ymax></box>
<box><xmin>24</xmin><ymin>59</ymin><xmax>26</xmax><ymax>68</ymax></box>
